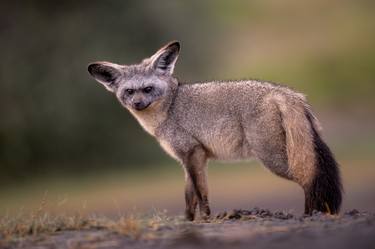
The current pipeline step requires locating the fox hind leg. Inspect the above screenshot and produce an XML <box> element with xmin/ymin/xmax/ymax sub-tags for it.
<box><xmin>250</xmin><ymin>99</ymin><xmax>342</xmax><ymax>214</ymax></box>
<box><xmin>249</xmin><ymin>102</ymin><xmax>292</xmax><ymax>181</ymax></box>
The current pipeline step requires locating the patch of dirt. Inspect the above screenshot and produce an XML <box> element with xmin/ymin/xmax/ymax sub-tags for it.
<box><xmin>2</xmin><ymin>208</ymin><xmax>374</xmax><ymax>249</ymax></box>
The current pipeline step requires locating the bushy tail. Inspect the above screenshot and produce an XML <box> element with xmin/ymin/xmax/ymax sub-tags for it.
<box><xmin>276</xmin><ymin>95</ymin><xmax>342</xmax><ymax>214</ymax></box>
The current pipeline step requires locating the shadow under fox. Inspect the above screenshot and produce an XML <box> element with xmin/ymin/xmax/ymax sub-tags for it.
<box><xmin>88</xmin><ymin>41</ymin><xmax>342</xmax><ymax>220</ymax></box>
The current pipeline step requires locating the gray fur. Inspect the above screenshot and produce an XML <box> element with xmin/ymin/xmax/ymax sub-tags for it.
<box><xmin>88</xmin><ymin>41</ymin><xmax>342</xmax><ymax>220</ymax></box>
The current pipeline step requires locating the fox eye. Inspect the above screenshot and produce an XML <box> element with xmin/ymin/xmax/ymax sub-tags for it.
<box><xmin>126</xmin><ymin>89</ymin><xmax>135</xmax><ymax>95</ymax></box>
<box><xmin>143</xmin><ymin>86</ymin><xmax>153</xmax><ymax>93</ymax></box>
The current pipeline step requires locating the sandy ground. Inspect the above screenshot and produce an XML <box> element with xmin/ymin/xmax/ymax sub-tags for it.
<box><xmin>2</xmin><ymin>208</ymin><xmax>374</xmax><ymax>249</ymax></box>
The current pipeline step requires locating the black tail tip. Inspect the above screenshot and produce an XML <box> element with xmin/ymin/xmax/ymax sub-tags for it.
<box><xmin>304</xmin><ymin>111</ymin><xmax>343</xmax><ymax>215</ymax></box>
<box><xmin>303</xmin><ymin>145</ymin><xmax>343</xmax><ymax>215</ymax></box>
<box><xmin>303</xmin><ymin>142</ymin><xmax>343</xmax><ymax>215</ymax></box>
<box><xmin>304</xmin><ymin>184</ymin><xmax>342</xmax><ymax>215</ymax></box>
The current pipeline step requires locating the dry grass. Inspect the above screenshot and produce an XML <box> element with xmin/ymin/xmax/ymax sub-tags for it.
<box><xmin>0</xmin><ymin>211</ymin><xmax>148</xmax><ymax>242</ymax></box>
<box><xmin>0</xmin><ymin>196</ymin><xmax>176</xmax><ymax>242</ymax></box>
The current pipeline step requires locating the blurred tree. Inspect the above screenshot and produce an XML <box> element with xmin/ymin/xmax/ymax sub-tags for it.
<box><xmin>0</xmin><ymin>0</ymin><xmax>374</xmax><ymax>184</ymax></box>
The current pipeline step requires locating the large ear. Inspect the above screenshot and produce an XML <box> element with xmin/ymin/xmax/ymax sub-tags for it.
<box><xmin>87</xmin><ymin>62</ymin><xmax>122</xmax><ymax>92</ymax></box>
<box><xmin>149</xmin><ymin>41</ymin><xmax>180</xmax><ymax>75</ymax></box>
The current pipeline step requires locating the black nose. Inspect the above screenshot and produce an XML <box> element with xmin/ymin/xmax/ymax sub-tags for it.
<box><xmin>134</xmin><ymin>102</ymin><xmax>143</xmax><ymax>108</ymax></box>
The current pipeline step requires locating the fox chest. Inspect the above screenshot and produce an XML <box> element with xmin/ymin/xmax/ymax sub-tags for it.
<box><xmin>158</xmin><ymin>139</ymin><xmax>180</xmax><ymax>161</ymax></box>
<box><xmin>130</xmin><ymin>109</ymin><xmax>167</xmax><ymax>137</ymax></box>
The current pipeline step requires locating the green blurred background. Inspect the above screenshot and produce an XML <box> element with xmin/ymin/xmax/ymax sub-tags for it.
<box><xmin>0</xmin><ymin>0</ymin><xmax>374</xmax><ymax>215</ymax></box>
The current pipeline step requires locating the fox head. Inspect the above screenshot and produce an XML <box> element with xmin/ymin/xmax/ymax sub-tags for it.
<box><xmin>88</xmin><ymin>41</ymin><xmax>180</xmax><ymax>111</ymax></box>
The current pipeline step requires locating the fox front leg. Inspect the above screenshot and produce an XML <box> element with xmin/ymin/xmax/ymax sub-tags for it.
<box><xmin>183</xmin><ymin>145</ymin><xmax>211</xmax><ymax>221</ymax></box>
<box><xmin>184</xmin><ymin>172</ymin><xmax>198</xmax><ymax>221</ymax></box>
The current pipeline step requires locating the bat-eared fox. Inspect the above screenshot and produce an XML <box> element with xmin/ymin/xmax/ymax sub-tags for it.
<box><xmin>88</xmin><ymin>41</ymin><xmax>342</xmax><ymax>221</ymax></box>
